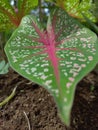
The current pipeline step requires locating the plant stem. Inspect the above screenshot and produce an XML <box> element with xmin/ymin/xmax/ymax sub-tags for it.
<box><xmin>0</xmin><ymin>86</ymin><xmax>17</xmax><ymax>107</ymax></box>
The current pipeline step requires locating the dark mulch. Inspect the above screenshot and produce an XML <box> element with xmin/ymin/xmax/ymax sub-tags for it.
<box><xmin>0</xmin><ymin>69</ymin><xmax>98</xmax><ymax>130</ymax></box>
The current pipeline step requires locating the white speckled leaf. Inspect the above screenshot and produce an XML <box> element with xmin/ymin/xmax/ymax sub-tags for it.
<box><xmin>17</xmin><ymin>0</ymin><xmax>38</xmax><ymax>15</ymax></box>
<box><xmin>5</xmin><ymin>9</ymin><xmax>98</xmax><ymax>126</ymax></box>
<box><xmin>63</xmin><ymin>0</ymin><xmax>96</xmax><ymax>21</ymax></box>
<box><xmin>49</xmin><ymin>0</ymin><xmax>96</xmax><ymax>21</ymax></box>
<box><xmin>0</xmin><ymin>0</ymin><xmax>16</xmax><ymax>30</ymax></box>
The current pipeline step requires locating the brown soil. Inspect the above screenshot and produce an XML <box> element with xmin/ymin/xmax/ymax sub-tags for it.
<box><xmin>0</xmin><ymin>69</ymin><xmax>98</xmax><ymax>130</ymax></box>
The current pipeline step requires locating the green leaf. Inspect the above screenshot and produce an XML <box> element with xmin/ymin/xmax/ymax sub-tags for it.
<box><xmin>0</xmin><ymin>0</ymin><xmax>16</xmax><ymax>31</ymax></box>
<box><xmin>63</xmin><ymin>0</ymin><xmax>96</xmax><ymax>21</ymax></box>
<box><xmin>92</xmin><ymin>0</ymin><xmax>98</xmax><ymax>20</ymax></box>
<box><xmin>5</xmin><ymin>8</ymin><xmax>98</xmax><ymax>126</ymax></box>
<box><xmin>47</xmin><ymin>0</ymin><xmax>96</xmax><ymax>21</ymax></box>
<box><xmin>82</xmin><ymin>14</ymin><xmax>98</xmax><ymax>35</ymax></box>
<box><xmin>0</xmin><ymin>60</ymin><xmax>10</xmax><ymax>74</ymax></box>
<box><xmin>0</xmin><ymin>60</ymin><xmax>5</xmax><ymax>70</ymax></box>
<box><xmin>0</xmin><ymin>0</ymin><xmax>38</xmax><ymax>31</ymax></box>
<box><xmin>18</xmin><ymin>0</ymin><xmax>38</xmax><ymax>15</ymax></box>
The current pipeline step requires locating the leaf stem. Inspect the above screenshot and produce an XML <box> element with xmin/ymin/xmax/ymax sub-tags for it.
<box><xmin>0</xmin><ymin>86</ymin><xmax>17</xmax><ymax>107</ymax></box>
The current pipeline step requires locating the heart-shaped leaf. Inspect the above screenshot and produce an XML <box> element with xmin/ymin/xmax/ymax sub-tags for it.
<box><xmin>0</xmin><ymin>0</ymin><xmax>38</xmax><ymax>31</ymax></box>
<box><xmin>5</xmin><ymin>8</ymin><xmax>98</xmax><ymax>126</ymax></box>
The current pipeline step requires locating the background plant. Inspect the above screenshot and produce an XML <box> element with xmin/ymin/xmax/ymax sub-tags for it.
<box><xmin>46</xmin><ymin>0</ymin><xmax>96</xmax><ymax>21</ymax></box>
<box><xmin>0</xmin><ymin>0</ymin><xmax>38</xmax><ymax>74</ymax></box>
<box><xmin>0</xmin><ymin>0</ymin><xmax>38</xmax><ymax>31</ymax></box>
<box><xmin>0</xmin><ymin>60</ymin><xmax>9</xmax><ymax>74</ymax></box>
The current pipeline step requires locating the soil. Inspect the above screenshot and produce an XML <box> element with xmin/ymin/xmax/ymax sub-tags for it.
<box><xmin>0</xmin><ymin>68</ymin><xmax>98</xmax><ymax>130</ymax></box>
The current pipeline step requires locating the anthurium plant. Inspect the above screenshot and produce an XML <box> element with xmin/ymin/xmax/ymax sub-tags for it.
<box><xmin>5</xmin><ymin>8</ymin><xmax>98</xmax><ymax>126</ymax></box>
<box><xmin>0</xmin><ymin>0</ymin><xmax>38</xmax><ymax>31</ymax></box>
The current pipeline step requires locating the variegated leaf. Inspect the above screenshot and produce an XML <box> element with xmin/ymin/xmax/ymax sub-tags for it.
<box><xmin>5</xmin><ymin>8</ymin><xmax>98</xmax><ymax>126</ymax></box>
<box><xmin>0</xmin><ymin>0</ymin><xmax>38</xmax><ymax>31</ymax></box>
<box><xmin>64</xmin><ymin>0</ymin><xmax>96</xmax><ymax>21</ymax></box>
<box><xmin>47</xmin><ymin>0</ymin><xmax>96</xmax><ymax>21</ymax></box>
<box><xmin>17</xmin><ymin>0</ymin><xmax>38</xmax><ymax>15</ymax></box>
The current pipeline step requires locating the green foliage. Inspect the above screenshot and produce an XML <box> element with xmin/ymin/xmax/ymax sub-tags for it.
<box><xmin>92</xmin><ymin>0</ymin><xmax>98</xmax><ymax>20</ymax></box>
<box><xmin>46</xmin><ymin>0</ymin><xmax>96</xmax><ymax>21</ymax></box>
<box><xmin>0</xmin><ymin>0</ymin><xmax>38</xmax><ymax>31</ymax></box>
<box><xmin>0</xmin><ymin>60</ymin><xmax>9</xmax><ymax>74</ymax></box>
<box><xmin>5</xmin><ymin>8</ymin><xmax>98</xmax><ymax>126</ymax></box>
<box><xmin>82</xmin><ymin>14</ymin><xmax>98</xmax><ymax>35</ymax></box>
<box><xmin>64</xmin><ymin>0</ymin><xmax>95</xmax><ymax>21</ymax></box>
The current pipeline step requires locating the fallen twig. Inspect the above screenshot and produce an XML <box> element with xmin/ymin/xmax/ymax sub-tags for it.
<box><xmin>23</xmin><ymin>111</ymin><xmax>31</xmax><ymax>130</ymax></box>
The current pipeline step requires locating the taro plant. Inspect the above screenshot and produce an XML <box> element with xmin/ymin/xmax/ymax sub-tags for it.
<box><xmin>5</xmin><ymin>8</ymin><xmax>98</xmax><ymax>126</ymax></box>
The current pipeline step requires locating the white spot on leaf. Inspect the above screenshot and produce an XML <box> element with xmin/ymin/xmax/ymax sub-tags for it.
<box><xmin>69</xmin><ymin>77</ymin><xmax>74</xmax><ymax>82</ymax></box>
<box><xmin>44</xmin><ymin>80</ymin><xmax>52</xmax><ymax>86</ymax></box>
<box><xmin>64</xmin><ymin>98</ymin><xmax>67</xmax><ymax>102</ymax></box>
<box><xmin>88</xmin><ymin>56</ymin><xmax>93</xmax><ymax>61</ymax></box>
<box><xmin>31</xmin><ymin>68</ymin><xmax>37</xmax><ymax>72</ymax></box>
<box><xmin>66</xmin><ymin>82</ymin><xmax>72</xmax><ymax>88</ymax></box>
<box><xmin>44</xmin><ymin>68</ymin><xmax>49</xmax><ymax>72</ymax></box>
<box><xmin>41</xmin><ymin>75</ymin><xmax>48</xmax><ymax>80</ymax></box>
<box><xmin>81</xmin><ymin>64</ymin><xmax>86</xmax><ymax>68</ymax></box>
<box><xmin>25</xmin><ymin>69</ymin><xmax>31</xmax><ymax>75</ymax></box>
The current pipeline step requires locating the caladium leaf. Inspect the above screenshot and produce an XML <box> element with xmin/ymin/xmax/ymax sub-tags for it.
<box><xmin>64</xmin><ymin>0</ymin><xmax>96</xmax><ymax>21</ymax></box>
<box><xmin>0</xmin><ymin>0</ymin><xmax>16</xmax><ymax>30</ymax></box>
<box><xmin>0</xmin><ymin>0</ymin><xmax>38</xmax><ymax>31</ymax></box>
<box><xmin>46</xmin><ymin>0</ymin><xmax>96</xmax><ymax>21</ymax></box>
<box><xmin>17</xmin><ymin>0</ymin><xmax>38</xmax><ymax>15</ymax></box>
<box><xmin>5</xmin><ymin>8</ymin><xmax>98</xmax><ymax>126</ymax></box>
